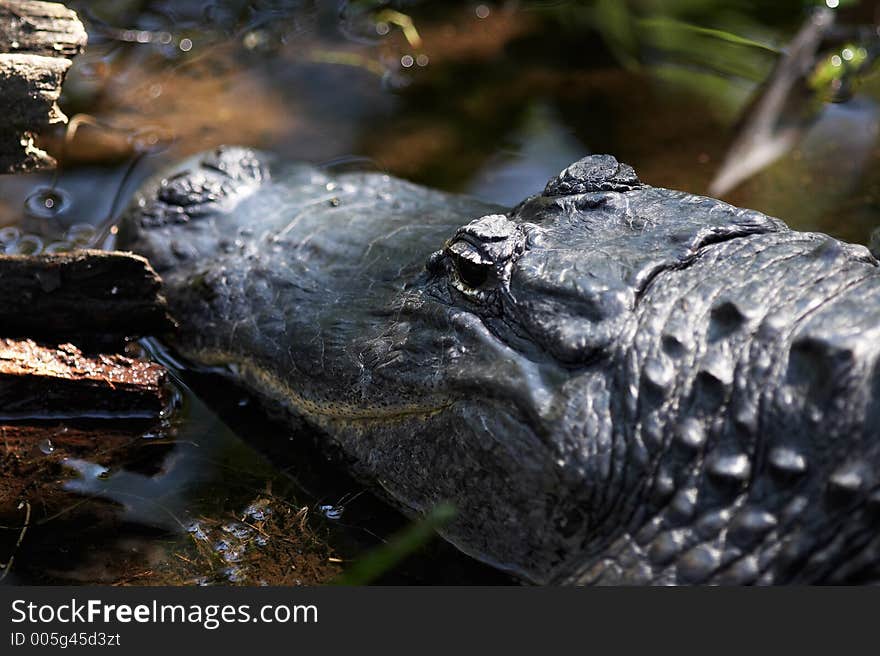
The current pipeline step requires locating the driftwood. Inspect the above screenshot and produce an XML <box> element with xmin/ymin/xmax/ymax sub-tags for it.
<box><xmin>0</xmin><ymin>338</ymin><xmax>168</xmax><ymax>418</ymax></box>
<box><xmin>0</xmin><ymin>250</ymin><xmax>173</xmax><ymax>419</ymax></box>
<box><xmin>0</xmin><ymin>250</ymin><xmax>175</xmax><ymax>340</ymax></box>
<box><xmin>0</xmin><ymin>0</ymin><xmax>87</xmax><ymax>172</ymax></box>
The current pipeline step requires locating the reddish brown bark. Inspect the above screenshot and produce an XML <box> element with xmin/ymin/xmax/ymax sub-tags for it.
<box><xmin>0</xmin><ymin>338</ymin><xmax>169</xmax><ymax>419</ymax></box>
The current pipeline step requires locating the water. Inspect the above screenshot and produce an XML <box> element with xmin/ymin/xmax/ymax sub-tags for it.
<box><xmin>1</xmin><ymin>0</ymin><xmax>879</xmax><ymax>585</ymax></box>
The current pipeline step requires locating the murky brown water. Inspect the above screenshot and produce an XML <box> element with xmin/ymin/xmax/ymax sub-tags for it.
<box><xmin>2</xmin><ymin>0</ymin><xmax>879</xmax><ymax>585</ymax></box>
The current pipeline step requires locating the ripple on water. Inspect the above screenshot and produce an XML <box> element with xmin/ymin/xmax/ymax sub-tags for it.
<box><xmin>24</xmin><ymin>186</ymin><xmax>73</xmax><ymax>221</ymax></box>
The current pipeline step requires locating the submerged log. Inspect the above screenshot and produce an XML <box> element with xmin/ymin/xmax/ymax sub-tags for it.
<box><xmin>0</xmin><ymin>250</ymin><xmax>175</xmax><ymax>340</ymax></box>
<box><xmin>0</xmin><ymin>338</ymin><xmax>168</xmax><ymax>418</ymax></box>
<box><xmin>0</xmin><ymin>0</ymin><xmax>87</xmax><ymax>172</ymax></box>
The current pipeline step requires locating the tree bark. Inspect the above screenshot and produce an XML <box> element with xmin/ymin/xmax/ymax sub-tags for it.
<box><xmin>0</xmin><ymin>1</ymin><xmax>87</xmax><ymax>172</ymax></box>
<box><xmin>0</xmin><ymin>338</ymin><xmax>169</xmax><ymax>419</ymax></box>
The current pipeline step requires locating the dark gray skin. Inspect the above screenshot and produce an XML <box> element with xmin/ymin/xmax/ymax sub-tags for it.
<box><xmin>123</xmin><ymin>147</ymin><xmax>880</xmax><ymax>584</ymax></box>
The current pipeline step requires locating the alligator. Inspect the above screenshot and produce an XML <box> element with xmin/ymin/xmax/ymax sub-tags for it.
<box><xmin>123</xmin><ymin>147</ymin><xmax>880</xmax><ymax>585</ymax></box>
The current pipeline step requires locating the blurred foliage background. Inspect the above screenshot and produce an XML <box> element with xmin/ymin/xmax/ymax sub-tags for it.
<box><xmin>3</xmin><ymin>0</ymin><xmax>880</xmax><ymax>257</ymax></box>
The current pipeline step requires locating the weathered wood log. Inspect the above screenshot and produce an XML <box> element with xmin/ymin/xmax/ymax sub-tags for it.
<box><xmin>0</xmin><ymin>338</ymin><xmax>168</xmax><ymax>418</ymax></box>
<box><xmin>0</xmin><ymin>250</ymin><xmax>175</xmax><ymax>340</ymax></box>
<box><xmin>0</xmin><ymin>0</ymin><xmax>87</xmax><ymax>57</ymax></box>
<box><xmin>0</xmin><ymin>1</ymin><xmax>87</xmax><ymax>172</ymax></box>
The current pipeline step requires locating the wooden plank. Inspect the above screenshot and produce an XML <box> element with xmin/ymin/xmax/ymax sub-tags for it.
<box><xmin>0</xmin><ymin>1</ymin><xmax>87</xmax><ymax>172</ymax></box>
<box><xmin>0</xmin><ymin>338</ymin><xmax>169</xmax><ymax>419</ymax></box>
<box><xmin>0</xmin><ymin>250</ymin><xmax>175</xmax><ymax>340</ymax></box>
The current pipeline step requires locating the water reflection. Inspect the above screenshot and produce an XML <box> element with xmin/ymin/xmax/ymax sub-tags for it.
<box><xmin>466</xmin><ymin>102</ymin><xmax>587</xmax><ymax>205</ymax></box>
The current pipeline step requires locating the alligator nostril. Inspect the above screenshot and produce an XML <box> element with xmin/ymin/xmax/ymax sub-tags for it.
<box><xmin>543</xmin><ymin>154</ymin><xmax>642</xmax><ymax>196</ymax></box>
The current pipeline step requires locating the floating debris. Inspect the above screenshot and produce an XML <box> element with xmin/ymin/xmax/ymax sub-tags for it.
<box><xmin>243</xmin><ymin>500</ymin><xmax>272</xmax><ymax>521</ymax></box>
<box><xmin>319</xmin><ymin>504</ymin><xmax>345</xmax><ymax>521</ymax></box>
<box><xmin>158</xmin><ymin>497</ymin><xmax>341</xmax><ymax>586</ymax></box>
<box><xmin>186</xmin><ymin>522</ymin><xmax>209</xmax><ymax>542</ymax></box>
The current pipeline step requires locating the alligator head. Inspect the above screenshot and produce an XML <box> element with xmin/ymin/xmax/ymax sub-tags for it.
<box><xmin>125</xmin><ymin>147</ymin><xmax>880</xmax><ymax>584</ymax></box>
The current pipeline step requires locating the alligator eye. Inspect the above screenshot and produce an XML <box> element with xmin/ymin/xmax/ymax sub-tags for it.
<box><xmin>455</xmin><ymin>256</ymin><xmax>490</xmax><ymax>288</ymax></box>
<box><xmin>447</xmin><ymin>241</ymin><xmax>492</xmax><ymax>290</ymax></box>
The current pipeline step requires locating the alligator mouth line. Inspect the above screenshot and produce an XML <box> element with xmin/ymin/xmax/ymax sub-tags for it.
<box><xmin>184</xmin><ymin>347</ymin><xmax>455</xmax><ymax>425</ymax></box>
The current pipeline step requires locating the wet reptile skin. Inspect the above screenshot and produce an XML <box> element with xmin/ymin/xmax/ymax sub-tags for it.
<box><xmin>123</xmin><ymin>147</ymin><xmax>880</xmax><ymax>584</ymax></box>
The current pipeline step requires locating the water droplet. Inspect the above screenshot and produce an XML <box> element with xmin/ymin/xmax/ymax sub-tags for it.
<box><xmin>179</xmin><ymin>38</ymin><xmax>193</xmax><ymax>52</ymax></box>
<box><xmin>242</xmin><ymin>30</ymin><xmax>268</xmax><ymax>50</ymax></box>
<box><xmin>24</xmin><ymin>186</ymin><xmax>72</xmax><ymax>220</ymax></box>
<box><xmin>38</xmin><ymin>438</ymin><xmax>54</xmax><ymax>454</ymax></box>
<box><xmin>0</xmin><ymin>226</ymin><xmax>19</xmax><ymax>240</ymax></box>
<box><xmin>14</xmin><ymin>235</ymin><xmax>43</xmax><ymax>255</ymax></box>
<box><xmin>0</xmin><ymin>226</ymin><xmax>19</xmax><ymax>250</ymax></box>
<box><xmin>400</xmin><ymin>54</ymin><xmax>414</xmax><ymax>68</ymax></box>
<box><xmin>475</xmin><ymin>4</ymin><xmax>490</xmax><ymax>19</ymax></box>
